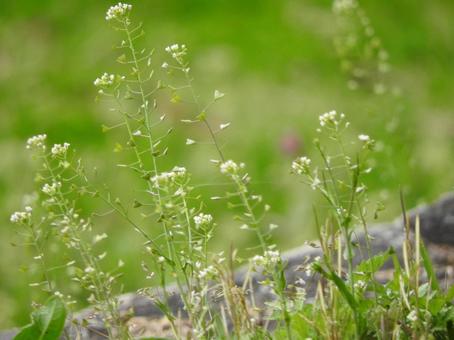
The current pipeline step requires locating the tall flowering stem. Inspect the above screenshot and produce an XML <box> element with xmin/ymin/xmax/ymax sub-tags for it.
<box><xmin>10</xmin><ymin>205</ymin><xmax>55</xmax><ymax>294</ymax></box>
<box><xmin>18</xmin><ymin>134</ymin><xmax>130</xmax><ymax>339</ymax></box>
<box><xmin>96</xmin><ymin>3</ymin><xmax>221</xmax><ymax>337</ymax></box>
<box><xmin>163</xmin><ymin>45</ymin><xmax>272</xmax><ymax>253</ymax></box>
<box><xmin>163</xmin><ymin>43</ymin><xmax>295</xmax><ymax>338</ymax></box>
<box><xmin>292</xmin><ymin>110</ymin><xmax>375</xmax><ymax>337</ymax></box>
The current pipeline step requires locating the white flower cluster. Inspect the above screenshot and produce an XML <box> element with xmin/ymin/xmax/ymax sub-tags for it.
<box><xmin>198</xmin><ymin>265</ymin><xmax>216</xmax><ymax>280</ymax></box>
<box><xmin>164</xmin><ymin>43</ymin><xmax>187</xmax><ymax>60</ymax></box>
<box><xmin>252</xmin><ymin>249</ymin><xmax>281</xmax><ymax>268</ymax></box>
<box><xmin>319</xmin><ymin>110</ymin><xmax>345</xmax><ymax>127</ymax></box>
<box><xmin>94</xmin><ymin>73</ymin><xmax>115</xmax><ymax>88</ymax></box>
<box><xmin>42</xmin><ymin>181</ymin><xmax>62</xmax><ymax>196</ymax></box>
<box><xmin>358</xmin><ymin>134</ymin><xmax>375</xmax><ymax>149</ymax></box>
<box><xmin>291</xmin><ymin>156</ymin><xmax>311</xmax><ymax>175</ymax></box>
<box><xmin>353</xmin><ymin>279</ymin><xmax>366</xmax><ymax>290</ymax></box>
<box><xmin>150</xmin><ymin>166</ymin><xmax>187</xmax><ymax>188</ymax></box>
<box><xmin>193</xmin><ymin>213</ymin><xmax>213</xmax><ymax>229</ymax></box>
<box><xmin>51</xmin><ymin>143</ymin><xmax>70</xmax><ymax>157</ymax></box>
<box><xmin>105</xmin><ymin>2</ymin><xmax>132</xmax><ymax>21</ymax></box>
<box><xmin>10</xmin><ymin>206</ymin><xmax>32</xmax><ymax>224</ymax></box>
<box><xmin>358</xmin><ymin>134</ymin><xmax>370</xmax><ymax>142</ymax></box>
<box><xmin>219</xmin><ymin>160</ymin><xmax>244</xmax><ymax>175</ymax></box>
<box><xmin>26</xmin><ymin>134</ymin><xmax>47</xmax><ymax>150</ymax></box>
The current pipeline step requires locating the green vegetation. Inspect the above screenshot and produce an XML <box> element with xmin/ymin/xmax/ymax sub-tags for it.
<box><xmin>1</xmin><ymin>0</ymin><xmax>453</xmax><ymax>336</ymax></box>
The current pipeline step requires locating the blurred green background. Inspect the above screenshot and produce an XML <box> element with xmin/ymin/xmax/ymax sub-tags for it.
<box><xmin>1</xmin><ymin>0</ymin><xmax>453</xmax><ymax>328</ymax></box>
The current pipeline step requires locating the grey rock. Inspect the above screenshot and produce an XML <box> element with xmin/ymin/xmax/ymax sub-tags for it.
<box><xmin>2</xmin><ymin>193</ymin><xmax>454</xmax><ymax>339</ymax></box>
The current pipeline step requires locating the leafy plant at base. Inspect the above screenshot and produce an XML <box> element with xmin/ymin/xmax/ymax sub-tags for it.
<box><xmin>14</xmin><ymin>296</ymin><xmax>66</xmax><ymax>340</ymax></box>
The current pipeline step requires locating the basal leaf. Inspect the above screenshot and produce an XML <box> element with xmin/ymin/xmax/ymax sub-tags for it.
<box><xmin>14</xmin><ymin>296</ymin><xmax>67</xmax><ymax>340</ymax></box>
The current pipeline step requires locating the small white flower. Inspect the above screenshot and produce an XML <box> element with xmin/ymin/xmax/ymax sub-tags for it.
<box><xmin>252</xmin><ymin>249</ymin><xmax>281</xmax><ymax>270</ymax></box>
<box><xmin>158</xmin><ymin>256</ymin><xmax>165</xmax><ymax>263</ymax></box>
<box><xmin>54</xmin><ymin>291</ymin><xmax>64</xmax><ymax>299</ymax></box>
<box><xmin>171</xmin><ymin>166</ymin><xmax>187</xmax><ymax>178</ymax></box>
<box><xmin>219</xmin><ymin>160</ymin><xmax>239</xmax><ymax>175</ymax></box>
<box><xmin>164</xmin><ymin>43</ymin><xmax>187</xmax><ymax>60</ymax></box>
<box><xmin>94</xmin><ymin>73</ymin><xmax>116</xmax><ymax>87</ymax></box>
<box><xmin>84</xmin><ymin>266</ymin><xmax>95</xmax><ymax>274</ymax></box>
<box><xmin>26</xmin><ymin>134</ymin><xmax>47</xmax><ymax>151</ymax></box>
<box><xmin>150</xmin><ymin>167</ymin><xmax>187</xmax><ymax>188</ymax></box>
<box><xmin>194</xmin><ymin>213</ymin><xmax>213</xmax><ymax>229</ymax></box>
<box><xmin>105</xmin><ymin>2</ymin><xmax>132</xmax><ymax>21</ymax></box>
<box><xmin>51</xmin><ymin>143</ymin><xmax>70</xmax><ymax>157</ymax></box>
<box><xmin>358</xmin><ymin>134</ymin><xmax>370</xmax><ymax>142</ymax></box>
<box><xmin>198</xmin><ymin>265</ymin><xmax>216</xmax><ymax>279</ymax></box>
<box><xmin>264</xmin><ymin>250</ymin><xmax>281</xmax><ymax>264</ymax></box>
<box><xmin>10</xmin><ymin>207</ymin><xmax>33</xmax><ymax>224</ymax></box>
<box><xmin>319</xmin><ymin>110</ymin><xmax>339</xmax><ymax>127</ymax></box>
<box><xmin>132</xmin><ymin>130</ymin><xmax>142</xmax><ymax>136</ymax></box>
<box><xmin>161</xmin><ymin>62</ymin><xmax>169</xmax><ymax>69</ymax></box>
<box><xmin>165</xmin><ymin>44</ymin><xmax>179</xmax><ymax>53</ymax></box>
<box><xmin>291</xmin><ymin>156</ymin><xmax>311</xmax><ymax>175</ymax></box>
<box><xmin>42</xmin><ymin>181</ymin><xmax>62</xmax><ymax>196</ymax></box>
<box><xmin>186</xmin><ymin>138</ymin><xmax>196</xmax><ymax>145</ymax></box>
<box><xmin>354</xmin><ymin>280</ymin><xmax>366</xmax><ymax>290</ymax></box>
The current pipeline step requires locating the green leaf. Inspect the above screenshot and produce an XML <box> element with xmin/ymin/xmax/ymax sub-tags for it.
<box><xmin>420</xmin><ymin>239</ymin><xmax>440</xmax><ymax>292</ymax></box>
<box><xmin>355</xmin><ymin>249</ymin><xmax>391</xmax><ymax>275</ymax></box>
<box><xmin>313</xmin><ymin>263</ymin><xmax>357</xmax><ymax>310</ymax></box>
<box><xmin>14</xmin><ymin>296</ymin><xmax>67</xmax><ymax>340</ymax></box>
<box><xmin>117</xmin><ymin>54</ymin><xmax>127</xmax><ymax>62</ymax></box>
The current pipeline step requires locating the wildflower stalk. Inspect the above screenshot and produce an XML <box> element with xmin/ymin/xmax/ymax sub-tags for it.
<box><xmin>292</xmin><ymin>111</ymin><xmax>377</xmax><ymax>337</ymax></box>
<box><xmin>44</xmin><ymin>159</ymin><xmax>127</xmax><ymax>339</ymax></box>
<box><xmin>98</xmin><ymin>5</ymin><xmax>221</xmax><ymax>337</ymax></box>
<box><xmin>164</xmin><ymin>44</ymin><xmax>295</xmax><ymax>339</ymax></box>
<box><xmin>20</xmin><ymin>135</ymin><xmax>130</xmax><ymax>339</ymax></box>
<box><xmin>11</xmin><ymin>206</ymin><xmax>54</xmax><ymax>293</ymax></box>
<box><xmin>164</xmin><ymin>46</ymin><xmax>269</xmax><ymax>252</ymax></box>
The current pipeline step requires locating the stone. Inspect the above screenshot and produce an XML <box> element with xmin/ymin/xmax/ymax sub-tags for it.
<box><xmin>2</xmin><ymin>192</ymin><xmax>453</xmax><ymax>339</ymax></box>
